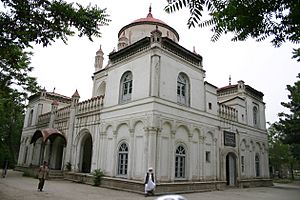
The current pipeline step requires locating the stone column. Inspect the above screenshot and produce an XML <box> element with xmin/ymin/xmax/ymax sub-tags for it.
<box><xmin>170</xmin><ymin>131</ymin><xmax>176</xmax><ymax>181</ymax></box>
<box><xmin>200</xmin><ymin>136</ymin><xmax>205</xmax><ymax>180</ymax></box>
<box><xmin>98</xmin><ymin>130</ymin><xmax>106</xmax><ymax>170</ymax></box>
<box><xmin>146</xmin><ymin>127</ymin><xmax>159</xmax><ymax>171</ymax></box>
<box><xmin>129</xmin><ymin>129</ymin><xmax>135</xmax><ymax>179</ymax></box>
<box><xmin>112</xmin><ymin>131</ymin><xmax>117</xmax><ymax>177</ymax></box>
<box><xmin>188</xmin><ymin>135</ymin><xmax>193</xmax><ymax>181</ymax></box>
<box><xmin>155</xmin><ymin>130</ymin><xmax>162</xmax><ymax>182</ymax></box>
<box><xmin>91</xmin><ymin>126</ymin><xmax>98</xmax><ymax>172</ymax></box>
<box><xmin>214</xmin><ymin>138</ymin><xmax>218</xmax><ymax>180</ymax></box>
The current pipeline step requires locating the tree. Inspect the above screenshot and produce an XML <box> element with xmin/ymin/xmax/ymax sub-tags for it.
<box><xmin>1</xmin><ymin>0</ymin><xmax>110</xmax><ymax>97</ymax></box>
<box><xmin>272</xmin><ymin>74</ymin><xmax>300</xmax><ymax>179</ymax></box>
<box><xmin>275</xmin><ymin>73</ymin><xmax>300</xmax><ymax>146</ymax></box>
<box><xmin>268</xmin><ymin>123</ymin><xmax>295</xmax><ymax>178</ymax></box>
<box><xmin>0</xmin><ymin>87</ymin><xmax>25</xmax><ymax>167</ymax></box>
<box><xmin>164</xmin><ymin>0</ymin><xmax>300</xmax><ymax>60</ymax></box>
<box><xmin>0</xmin><ymin>0</ymin><xmax>110</xmax><ymax>166</ymax></box>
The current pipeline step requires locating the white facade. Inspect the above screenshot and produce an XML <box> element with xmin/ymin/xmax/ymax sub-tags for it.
<box><xmin>18</xmin><ymin>9</ymin><xmax>270</xmax><ymax>188</ymax></box>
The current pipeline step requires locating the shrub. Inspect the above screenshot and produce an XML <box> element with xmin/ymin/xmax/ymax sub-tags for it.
<box><xmin>65</xmin><ymin>162</ymin><xmax>72</xmax><ymax>171</ymax></box>
<box><xmin>92</xmin><ymin>169</ymin><xmax>104</xmax><ymax>186</ymax></box>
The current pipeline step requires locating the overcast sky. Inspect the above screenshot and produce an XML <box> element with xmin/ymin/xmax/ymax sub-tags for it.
<box><xmin>30</xmin><ymin>0</ymin><xmax>299</xmax><ymax>124</ymax></box>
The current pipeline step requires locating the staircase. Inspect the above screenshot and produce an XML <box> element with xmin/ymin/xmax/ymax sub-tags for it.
<box><xmin>48</xmin><ymin>170</ymin><xmax>64</xmax><ymax>180</ymax></box>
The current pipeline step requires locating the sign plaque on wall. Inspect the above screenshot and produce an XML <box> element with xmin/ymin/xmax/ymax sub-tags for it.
<box><xmin>224</xmin><ymin>131</ymin><xmax>236</xmax><ymax>147</ymax></box>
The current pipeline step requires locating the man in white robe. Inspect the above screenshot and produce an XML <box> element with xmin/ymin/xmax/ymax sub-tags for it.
<box><xmin>144</xmin><ymin>167</ymin><xmax>155</xmax><ymax>196</ymax></box>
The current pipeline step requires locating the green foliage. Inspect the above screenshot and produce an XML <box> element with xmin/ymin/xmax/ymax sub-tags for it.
<box><xmin>0</xmin><ymin>85</ymin><xmax>25</xmax><ymax>167</ymax></box>
<box><xmin>22</xmin><ymin>171</ymin><xmax>34</xmax><ymax>177</ymax></box>
<box><xmin>92</xmin><ymin>169</ymin><xmax>104</xmax><ymax>186</ymax></box>
<box><xmin>268</xmin><ymin>124</ymin><xmax>290</xmax><ymax>166</ymax></box>
<box><xmin>269</xmin><ymin>74</ymin><xmax>300</xmax><ymax>179</ymax></box>
<box><xmin>1</xmin><ymin>0</ymin><xmax>110</xmax><ymax>99</ymax></box>
<box><xmin>65</xmin><ymin>162</ymin><xmax>72</xmax><ymax>171</ymax></box>
<box><xmin>165</xmin><ymin>0</ymin><xmax>300</xmax><ymax>61</ymax></box>
<box><xmin>1</xmin><ymin>0</ymin><xmax>110</xmax><ymax>49</ymax></box>
<box><xmin>268</xmin><ymin>123</ymin><xmax>298</xmax><ymax>178</ymax></box>
<box><xmin>275</xmin><ymin>74</ymin><xmax>300</xmax><ymax>147</ymax></box>
<box><xmin>0</xmin><ymin>0</ymin><xmax>110</xmax><ymax>167</ymax></box>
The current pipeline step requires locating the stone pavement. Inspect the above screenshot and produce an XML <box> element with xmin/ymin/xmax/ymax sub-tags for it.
<box><xmin>1</xmin><ymin>170</ymin><xmax>300</xmax><ymax>200</ymax></box>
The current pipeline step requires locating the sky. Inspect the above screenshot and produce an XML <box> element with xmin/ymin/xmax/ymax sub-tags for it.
<box><xmin>30</xmin><ymin>0</ymin><xmax>299</xmax><ymax>124</ymax></box>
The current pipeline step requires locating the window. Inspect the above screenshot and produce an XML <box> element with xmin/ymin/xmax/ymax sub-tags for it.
<box><xmin>241</xmin><ymin>156</ymin><xmax>245</xmax><ymax>173</ymax></box>
<box><xmin>255</xmin><ymin>154</ymin><xmax>260</xmax><ymax>177</ymax></box>
<box><xmin>177</xmin><ymin>73</ymin><xmax>189</xmax><ymax>105</ymax></box>
<box><xmin>27</xmin><ymin>109</ymin><xmax>33</xmax><ymax>127</ymax></box>
<box><xmin>208</xmin><ymin>102</ymin><xmax>212</xmax><ymax>110</ymax></box>
<box><xmin>120</xmin><ymin>71</ymin><xmax>133</xmax><ymax>103</ymax></box>
<box><xmin>117</xmin><ymin>143</ymin><xmax>128</xmax><ymax>175</ymax></box>
<box><xmin>253</xmin><ymin>106</ymin><xmax>258</xmax><ymax>126</ymax></box>
<box><xmin>205</xmin><ymin>151</ymin><xmax>211</xmax><ymax>163</ymax></box>
<box><xmin>175</xmin><ymin>145</ymin><xmax>186</xmax><ymax>178</ymax></box>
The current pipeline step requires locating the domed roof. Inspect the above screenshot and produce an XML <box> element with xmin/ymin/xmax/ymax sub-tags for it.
<box><xmin>118</xmin><ymin>6</ymin><xmax>179</xmax><ymax>42</ymax></box>
<box><xmin>131</xmin><ymin>6</ymin><xmax>166</xmax><ymax>24</ymax></box>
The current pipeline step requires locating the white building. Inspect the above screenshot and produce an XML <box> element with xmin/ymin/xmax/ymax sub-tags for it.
<box><xmin>17</xmin><ymin>8</ymin><xmax>271</xmax><ymax>193</ymax></box>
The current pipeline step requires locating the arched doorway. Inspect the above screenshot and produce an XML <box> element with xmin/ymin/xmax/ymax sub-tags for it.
<box><xmin>226</xmin><ymin>153</ymin><xmax>237</xmax><ymax>186</ymax></box>
<box><xmin>30</xmin><ymin>129</ymin><xmax>67</xmax><ymax>168</ymax></box>
<box><xmin>80</xmin><ymin>134</ymin><xmax>93</xmax><ymax>173</ymax></box>
<box><xmin>49</xmin><ymin>136</ymin><xmax>65</xmax><ymax>170</ymax></box>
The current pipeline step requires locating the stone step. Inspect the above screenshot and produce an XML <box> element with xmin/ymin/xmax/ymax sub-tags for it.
<box><xmin>48</xmin><ymin>170</ymin><xmax>64</xmax><ymax>180</ymax></box>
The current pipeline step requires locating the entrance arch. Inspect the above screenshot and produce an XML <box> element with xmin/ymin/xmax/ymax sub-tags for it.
<box><xmin>226</xmin><ymin>153</ymin><xmax>237</xmax><ymax>186</ymax></box>
<box><xmin>80</xmin><ymin>133</ymin><xmax>93</xmax><ymax>173</ymax></box>
<box><xmin>49</xmin><ymin>136</ymin><xmax>65</xmax><ymax>170</ymax></box>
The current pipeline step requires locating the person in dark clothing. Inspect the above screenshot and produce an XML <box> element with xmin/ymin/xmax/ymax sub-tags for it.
<box><xmin>144</xmin><ymin>167</ymin><xmax>155</xmax><ymax>196</ymax></box>
<box><xmin>2</xmin><ymin>159</ymin><xmax>8</xmax><ymax>178</ymax></box>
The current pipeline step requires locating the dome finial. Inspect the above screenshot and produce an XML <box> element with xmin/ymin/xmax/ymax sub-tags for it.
<box><xmin>147</xmin><ymin>4</ymin><xmax>153</xmax><ymax>18</ymax></box>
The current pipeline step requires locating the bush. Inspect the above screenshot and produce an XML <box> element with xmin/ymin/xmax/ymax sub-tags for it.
<box><xmin>92</xmin><ymin>169</ymin><xmax>104</xmax><ymax>186</ymax></box>
<box><xmin>65</xmin><ymin>162</ymin><xmax>72</xmax><ymax>171</ymax></box>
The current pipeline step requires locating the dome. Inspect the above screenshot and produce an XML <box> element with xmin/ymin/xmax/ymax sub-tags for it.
<box><xmin>132</xmin><ymin>9</ymin><xmax>167</xmax><ymax>24</ymax></box>
<box><xmin>117</xmin><ymin>6</ymin><xmax>179</xmax><ymax>47</ymax></box>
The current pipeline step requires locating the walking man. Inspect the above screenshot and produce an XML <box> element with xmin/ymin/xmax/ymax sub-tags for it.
<box><xmin>144</xmin><ymin>167</ymin><xmax>156</xmax><ymax>196</ymax></box>
<box><xmin>2</xmin><ymin>159</ymin><xmax>8</xmax><ymax>178</ymax></box>
<box><xmin>37</xmin><ymin>161</ymin><xmax>49</xmax><ymax>191</ymax></box>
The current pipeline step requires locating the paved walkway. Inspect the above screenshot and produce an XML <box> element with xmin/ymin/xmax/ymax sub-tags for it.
<box><xmin>1</xmin><ymin>170</ymin><xmax>300</xmax><ymax>200</ymax></box>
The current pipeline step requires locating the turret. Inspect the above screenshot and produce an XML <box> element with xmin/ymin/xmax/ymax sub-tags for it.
<box><xmin>150</xmin><ymin>25</ymin><xmax>162</xmax><ymax>44</ymax></box>
<box><xmin>49</xmin><ymin>100</ymin><xmax>59</xmax><ymax>128</ymax></box>
<box><xmin>71</xmin><ymin>89</ymin><xmax>80</xmax><ymax>108</ymax></box>
<box><xmin>94</xmin><ymin>45</ymin><xmax>104</xmax><ymax>71</ymax></box>
<box><xmin>238</xmin><ymin>80</ymin><xmax>245</xmax><ymax>92</ymax></box>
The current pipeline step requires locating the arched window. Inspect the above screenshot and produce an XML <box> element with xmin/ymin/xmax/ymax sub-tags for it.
<box><xmin>253</xmin><ymin>106</ymin><xmax>258</xmax><ymax>127</ymax></box>
<box><xmin>177</xmin><ymin>73</ymin><xmax>189</xmax><ymax>105</ymax></box>
<box><xmin>120</xmin><ymin>71</ymin><xmax>133</xmax><ymax>103</ymax></box>
<box><xmin>117</xmin><ymin>142</ymin><xmax>129</xmax><ymax>175</ymax></box>
<box><xmin>255</xmin><ymin>154</ymin><xmax>260</xmax><ymax>177</ymax></box>
<box><xmin>175</xmin><ymin>145</ymin><xmax>186</xmax><ymax>178</ymax></box>
<box><xmin>27</xmin><ymin>109</ymin><xmax>34</xmax><ymax>127</ymax></box>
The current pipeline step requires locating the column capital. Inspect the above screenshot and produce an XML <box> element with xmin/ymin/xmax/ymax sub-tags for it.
<box><xmin>144</xmin><ymin>127</ymin><xmax>160</xmax><ymax>133</ymax></box>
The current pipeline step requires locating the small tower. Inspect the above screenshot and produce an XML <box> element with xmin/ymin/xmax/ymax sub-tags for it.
<box><xmin>40</xmin><ymin>87</ymin><xmax>47</xmax><ymax>99</ymax></box>
<box><xmin>238</xmin><ymin>80</ymin><xmax>245</xmax><ymax>92</ymax></box>
<box><xmin>71</xmin><ymin>89</ymin><xmax>80</xmax><ymax>108</ymax></box>
<box><xmin>49</xmin><ymin>100</ymin><xmax>59</xmax><ymax>128</ymax></box>
<box><xmin>150</xmin><ymin>25</ymin><xmax>162</xmax><ymax>44</ymax></box>
<box><xmin>94</xmin><ymin>45</ymin><xmax>104</xmax><ymax>72</ymax></box>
